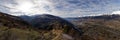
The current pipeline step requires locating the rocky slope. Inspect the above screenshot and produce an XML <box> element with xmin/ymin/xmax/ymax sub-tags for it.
<box><xmin>67</xmin><ymin>14</ymin><xmax>120</xmax><ymax>40</ymax></box>
<box><xmin>0</xmin><ymin>12</ymin><xmax>30</xmax><ymax>29</ymax></box>
<box><xmin>1</xmin><ymin>11</ymin><xmax>120</xmax><ymax>40</ymax></box>
<box><xmin>0</xmin><ymin>12</ymin><xmax>44</xmax><ymax>40</ymax></box>
<box><xmin>0</xmin><ymin>12</ymin><xmax>83</xmax><ymax>40</ymax></box>
<box><xmin>21</xmin><ymin>14</ymin><xmax>83</xmax><ymax>40</ymax></box>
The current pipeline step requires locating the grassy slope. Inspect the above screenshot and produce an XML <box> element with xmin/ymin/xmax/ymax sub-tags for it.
<box><xmin>70</xmin><ymin>16</ymin><xmax>120</xmax><ymax>40</ymax></box>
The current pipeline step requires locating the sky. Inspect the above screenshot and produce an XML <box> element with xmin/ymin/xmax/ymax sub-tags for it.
<box><xmin>0</xmin><ymin>0</ymin><xmax>120</xmax><ymax>17</ymax></box>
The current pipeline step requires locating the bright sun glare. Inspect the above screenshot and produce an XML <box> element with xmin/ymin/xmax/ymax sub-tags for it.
<box><xmin>10</xmin><ymin>0</ymin><xmax>52</xmax><ymax>16</ymax></box>
<box><xmin>16</xmin><ymin>2</ymin><xmax>34</xmax><ymax>13</ymax></box>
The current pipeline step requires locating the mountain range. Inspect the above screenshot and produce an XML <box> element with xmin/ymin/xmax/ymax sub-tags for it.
<box><xmin>0</xmin><ymin>12</ymin><xmax>120</xmax><ymax>40</ymax></box>
<box><xmin>66</xmin><ymin>14</ymin><xmax>120</xmax><ymax>40</ymax></box>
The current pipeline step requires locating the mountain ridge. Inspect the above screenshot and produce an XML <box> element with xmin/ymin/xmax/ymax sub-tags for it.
<box><xmin>1</xmin><ymin>12</ymin><xmax>120</xmax><ymax>40</ymax></box>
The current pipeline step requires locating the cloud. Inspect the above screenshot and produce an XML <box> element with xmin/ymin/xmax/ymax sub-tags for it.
<box><xmin>0</xmin><ymin>0</ymin><xmax>53</xmax><ymax>16</ymax></box>
<box><xmin>49</xmin><ymin>0</ymin><xmax>120</xmax><ymax>17</ymax></box>
<box><xmin>112</xmin><ymin>11</ymin><xmax>120</xmax><ymax>14</ymax></box>
<box><xmin>0</xmin><ymin>0</ymin><xmax>120</xmax><ymax>17</ymax></box>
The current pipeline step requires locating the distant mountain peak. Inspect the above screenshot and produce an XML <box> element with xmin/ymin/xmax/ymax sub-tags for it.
<box><xmin>32</xmin><ymin>14</ymin><xmax>57</xmax><ymax>18</ymax></box>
